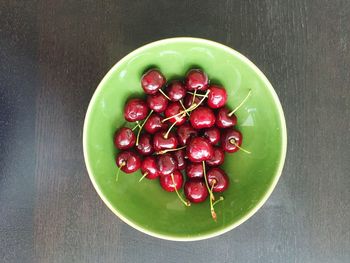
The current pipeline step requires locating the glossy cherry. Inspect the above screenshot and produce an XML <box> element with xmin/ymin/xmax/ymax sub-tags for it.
<box><xmin>177</xmin><ymin>123</ymin><xmax>198</xmax><ymax>146</ymax></box>
<box><xmin>144</xmin><ymin>113</ymin><xmax>167</xmax><ymax>134</ymax></box>
<box><xmin>173</xmin><ymin>149</ymin><xmax>186</xmax><ymax>170</ymax></box>
<box><xmin>206</xmin><ymin>167</ymin><xmax>229</xmax><ymax>192</ymax></box>
<box><xmin>153</xmin><ymin>131</ymin><xmax>178</xmax><ymax>152</ymax></box>
<box><xmin>221</xmin><ymin>129</ymin><xmax>242</xmax><ymax>153</ymax></box>
<box><xmin>157</xmin><ymin>153</ymin><xmax>178</xmax><ymax>176</ymax></box>
<box><xmin>141</xmin><ymin>156</ymin><xmax>159</xmax><ymax>179</ymax></box>
<box><xmin>141</xmin><ymin>69</ymin><xmax>166</xmax><ymax>95</ymax></box>
<box><xmin>216</xmin><ymin>107</ymin><xmax>237</xmax><ymax>128</ymax></box>
<box><xmin>185</xmin><ymin>69</ymin><xmax>209</xmax><ymax>91</ymax></box>
<box><xmin>159</xmin><ymin>170</ymin><xmax>183</xmax><ymax>192</ymax></box>
<box><xmin>116</xmin><ymin>151</ymin><xmax>141</xmax><ymax>173</ymax></box>
<box><xmin>206</xmin><ymin>146</ymin><xmax>225</xmax><ymax>166</ymax></box>
<box><xmin>189</xmin><ymin>106</ymin><xmax>215</xmax><ymax>129</ymax></box>
<box><xmin>136</xmin><ymin>133</ymin><xmax>154</xmax><ymax>156</ymax></box>
<box><xmin>187</xmin><ymin>137</ymin><xmax>214</xmax><ymax>162</ymax></box>
<box><xmin>166</xmin><ymin>81</ymin><xmax>186</xmax><ymax>101</ymax></box>
<box><xmin>184</xmin><ymin>178</ymin><xmax>208</xmax><ymax>203</ymax></box>
<box><xmin>183</xmin><ymin>93</ymin><xmax>202</xmax><ymax>108</ymax></box>
<box><xmin>114</xmin><ymin>127</ymin><xmax>136</xmax><ymax>150</ymax></box>
<box><xmin>203</xmin><ymin>127</ymin><xmax>220</xmax><ymax>145</ymax></box>
<box><xmin>164</xmin><ymin>101</ymin><xmax>186</xmax><ymax>125</ymax></box>
<box><xmin>186</xmin><ymin>162</ymin><xmax>204</xmax><ymax>178</ymax></box>
<box><xmin>147</xmin><ymin>93</ymin><xmax>168</xmax><ymax>113</ymax></box>
<box><xmin>124</xmin><ymin>98</ymin><xmax>149</xmax><ymax>122</ymax></box>
<box><xmin>207</xmin><ymin>85</ymin><xmax>227</xmax><ymax>109</ymax></box>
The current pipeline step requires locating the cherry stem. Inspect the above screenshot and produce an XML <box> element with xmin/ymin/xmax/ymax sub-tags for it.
<box><xmin>170</xmin><ymin>173</ymin><xmax>191</xmax><ymax>207</ymax></box>
<box><xmin>136</xmin><ymin>110</ymin><xmax>153</xmax><ymax>146</ymax></box>
<box><xmin>164</xmin><ymin>119</ymin><xmax>180</xmax><ymax>139</ymax></box>
<box><xmin>138</xmin><ymin>172</ymin><xmax>148</xmax><ymax>182</ymax></box>
<box><xmin>179</xmin><ymin>100</ymin><xmax>190</xmax><ymax>117</ymax></box>
<box><xmin>229</xmin><ymin>139</ymin><xmax>251</xmax><ymax>154</ymax></box>
<box><xmin>202</xmin><ymin>161</ymin><xmax>215</xmax><ymax>201</ymax></box>
<box><xmin>132</xmin><ymin>121</ymin><xmax>142</xmax><ymax>131</ymax></box>
<box><xmin>192</xmin><ymin>89</ymin><xmax>197</xmax><ymax>105</ymax></box>
<box><xmin>213</xmin><ymin>196</ymin><xmax>224</xmax><ymax>207</ymax></box>
<box><xmin>116</xmin><ymin>161</ymin><xmax>126</xmax><ymax>182</ymax></box>
<box><xmin>156</xmin><ymin>145</ymin><xmax>186</xmax><ymax>155</ymax></box>
<box><xmin>209</xmin><ymin>182</ymin><xmax>217</xmax><ymax>222</ymax></box>
<box><xmin>187</xmin><ymin>91</ymin><xmax>208</xmax><ymax>97</ymax></box>
<box><xmin>159</xmin><ymin>89</ymin><xmax>171</xmax><ymax>100</ymax></box>
<box><xmin>228</xmin><ymin>89</ymin><xmax>252</xmax><ymax>117</ymax></box>
<box><xmin>190</xmin><ymin>90</ymin><xmax>210</xmax><ymax>111</ymax></box>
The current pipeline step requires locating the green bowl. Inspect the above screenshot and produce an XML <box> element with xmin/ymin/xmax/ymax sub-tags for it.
<box><xmin>83</xmin><ymin>38</ymin><xmax>287</xmax><ymax>241</ymax></box>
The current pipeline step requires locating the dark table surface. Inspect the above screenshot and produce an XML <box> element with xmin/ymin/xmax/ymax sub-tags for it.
<box><xmin>1</xmin><ymin>0</ymin><xmax>349</xmax><ymax>262</ymax></box>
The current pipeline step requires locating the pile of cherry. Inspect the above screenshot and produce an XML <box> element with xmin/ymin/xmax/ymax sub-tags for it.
<box><xmin>114</xmin><ymin>68</ymin><xmax>250</xmax><ymax>221</ymax></box>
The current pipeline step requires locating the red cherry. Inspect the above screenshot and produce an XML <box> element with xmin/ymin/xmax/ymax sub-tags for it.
<box><xmin>216</xmin><ymin>107</ymin><xmax>237</xmax><ymax>128</ymax></box>
<box><xmin>189</xmin><ymin>106</ymin><xmax>215</xmax><ymax>129</ymax></box>
<box><xmin>114</xmin><ymin>127</ymin><xmax>136</xmax><ymax>150</ymax></box>
<box><xmin>203</xmin><ymin>127</ymin><xmax>220</xmax><ymax>145</ymax></box>
<box><xmin>206</xmin><ymin>167</ymin><xmax>229</xmax><ymax>192</ymax></box>
<box><xmin>184</xmin><ymin>178</ymin><xmax>208</xmax><ymax>203</ymax></box>
<box><xmin>124</xmin><ymin>98</ymin><xmax>149</xmax><ymax>122</ymax></box>
<box><xmin>141</xmin><ymin>156</ymin><xmax>159</xmax><ymax>179</ymax></box>
<box><xmin>221</xmin><ymin>129</ymin><xmax>242</xmax><ymax>153</ymax></box>
<box><xmin>166</xmin><ymin>81</ymin><xmax>186</xmax><ymax>101</ymax></box>
<box><xmin>153</xmin><ymin>131</ymin><xmax>178</xmax><ymax>152</ymax></box>
<box><xmin>185</xmin><ymin>69</ymin><xmax>209</xmax><ymax>91</ymax></box>
<box><xmin>173</xmin><ymin>149</ymin><xmax>186</xmax><ymax>170</ymax></box>
<box><xmin>144</xmin><ymin>113</ymin><xmax>167</xmax><ymax>134</ymax></box>
<box><xmin>183</xmin><ymin>93</ymin><xmax>202</xmax><ymax>108</ymax></box>
<box><xmin>136</xmin><ymin>133</ymin><xmax>154</xmax><ymax>156</ymax></box>
<box><xmin>159</xmin><ymin>170</ymin><xmax>183</xmax><ymax>192</ymax></box>
<box><xmin>207</xmin><ymin>85</ymin><xmax>227</xmax><ymax>109</ymax></box>
<box><xmin>187</xmin><ymin>137</ymin><xmax>214</xmax><ymax>162</ymax></box>
<box><xmin>177</xmin><ymin>123</ymin><xmax>198</xmax><ymax>146</ymax></box>
<box><xmin>116</xmin><ymin>151</ymin><xmax>141</xmax><ymax>173</ymax></box>
<box><xmin>147</xmin><ymin>93</ymin><xmax>168</xmax><ymax>113</ymax></box>
<box><xmin>157</xmin><ymin>153</ymin><xmax>178</xmax><ymax>176</ymax></box>
<box><xmin>141</xmin><ymin>69</ymin><xmax>166</xmax><ymax>95</ymax></box>
<box><xmin>186</xmin><ymin>162</ymin><xmax>204</xmax><ymax>178</ymax></box>
<box><xmin>206</xmin><ymin>146</ymin><xmax>225</xmax><ymax>166</ymax></box>
<box><xmin>164</xmin><ymin>101</ymin><xmax>186</xmax><ymax>125</ymax></box>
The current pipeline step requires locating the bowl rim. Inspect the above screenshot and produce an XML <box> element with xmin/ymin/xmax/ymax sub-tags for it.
<box><xmin>83</xmin><ymin>37</ymin><xmax>287</xmax><ymax>241</ymax></box>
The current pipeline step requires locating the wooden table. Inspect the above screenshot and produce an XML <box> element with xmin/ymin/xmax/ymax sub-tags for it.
<box><xmin>1</xmin><ymin>1</ymin><xmax>349</xmax><ymax>262</ymax></box>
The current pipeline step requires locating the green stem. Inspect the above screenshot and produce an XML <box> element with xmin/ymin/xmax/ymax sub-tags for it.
<box><xmin>228</xmin><ymin>89</ymin><xmax>252</xmax><ymax>117</ymax></box>
<box><xmin>171</xmin><ymin>173</ymin><xmax>191</xmax><ymax>207</ymax></box>
<box><xmin>116</xmin><ymin>162</ymin><xmax>126</xmax><ymax>182</ymax></box>
<box><xmin>156</xmin><ymin>145</ymin><xmax>186</xmax><ymax>155</ymax></box>
<box><xmin>159</xmin><ymin>89</ymin><xmax>171</xmax><ymax>100</ymax></box>
<box><xmin>138</xmin><ymin>172</ymin><xmax>148</xmax><ymax>182</ymax></box>
<box><xmin>229</xmin><ymin>139</ymin><xmax>251</xmax><ymax>154</ymax></box>
<box><xmin>136</xmin><ymin>110</ymin><xmax>153</xmax><ymax>146</ymax></box>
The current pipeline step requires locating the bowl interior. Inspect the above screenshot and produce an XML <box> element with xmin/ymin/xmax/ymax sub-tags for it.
<box><xmin>83</xmin><ymin>38</ymin><xmax>286</xmax><ymax>240</ymax></box>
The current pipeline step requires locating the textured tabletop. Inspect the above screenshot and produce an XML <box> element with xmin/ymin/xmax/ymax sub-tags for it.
<box><xmin>1</xmin><ymin>1</ymin><xmax>349</xmax><ymax>262</ymax></box>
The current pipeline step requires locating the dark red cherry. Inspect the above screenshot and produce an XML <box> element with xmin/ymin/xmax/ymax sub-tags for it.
<box><xmin>153</xmin><ymin>131</ymin><xmax>178</xmax><ymax>152</ymax></box>
<box><xmin>164</xmin><ymin>101</ymin><xmax>186</xmax><ymax>125</ymax></box>
<box><xmin>184</xmin><ymin>178</ymin><xmax>208</xmax><ymax>203</ymax></box>
<box><xmin>166</xmin><ymin>81</ymin><xmax>186</xmax><ymax>101</ymax></box>
<box><xmin>186</xmin><ymin>162</ymin><xmax>204</xmax><ymax>178</ymax></box>
<box><xmin>177</xmin><ymin>123</ymin><xmax>198</xmax><ymax>146</ymax></box>
<box><xmin>185</xmin><ymin>69</ymin><xmax>209</xmax><ymax>91</ymax></box>
<box><xmin>147</xmin><ymin>93</ymin><xmax>168</xmax><ymax>113</ymax></box>
<box><xmin>187</xmin><ymin>137</ymin><xmax>214</xmax><ymax>162</ymax></box>
<box><xmin>173</xmin><ymin>149</ymin><xmax>186</xmax><ymax>170</ymax></box>
<box><xmin>159</xmin><ymin>170</ymin><xmax>183</xmax><ymax>192</ymax></box>
<box><xmin>207</xmin><ymin>85</ymin><xmax>227</xmax><ymax>109</ymax></box>
<box><xmin>203</xmin><ymin>127</ymin><xmax>220</xmax><ymax>145</ymax></box>
<box><xmin>144</xmin><ymin>113</ymin><xmax>167</xmax><ymax>134</ymax></box>
<box><xmin>141</xmin><ymin>156</ymin><xmax>159</xmax><ymax>179</ymax></box>
<box><xmin>141</xmin><ymin>69</ymin><xmax>166</xmax><ymax>95</ymax></box>
<box><xmin>216</xmin><ymin>107</ymin><xmax>237</xmax><ymax>128</ymax></box>
<box><xmin>116</xmin><ymin>151</ymin><xmax>141</xmax><ymax>173</ymax></box>
<box><xmin>206</xmin><ymin>147</ymin><xmax>225</xmax><ymax>166</ymax></box>
<box><xmin>157</xmin><ymin>153</ymin><xmax>178</xmax><ymax>176</ymax></box>
<box><xmin>206</xmin><ymin>167</ymin><xmax>229</xmax><ymax>192</ymax></box>
<box><xmin>124</xmin><ymin>98</ymin><xmax>149</xmax><ymax>122</ymax></box>
<box><xmin>136</xmin><ymin>133</ymin><xmax>154</xmax><ymax>156</ymax></box>
<box><xmin>189</xmin><ymin>106</ymin><xmax>215</xmax><ymax>129</ymax></box>
<box><xmin>221</xmin><ymin>129</ymin><xmax>242</xmax><ymax>153</ymax></box>
<box><xmin>114</xmin><ymin>127</ymin><xmax>136</xmax><ymax>150</ymax></box>
<box><xmin>183</xmin><ymin>93</ymin><xmax>202</xmax><ymax>108</ymax></box>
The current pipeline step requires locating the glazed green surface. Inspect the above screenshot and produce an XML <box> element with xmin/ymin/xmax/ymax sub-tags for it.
<box><xmin>83</xmin><ymin>38</ymin><xmax>286</xmax><ymax>240</ymax></box>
